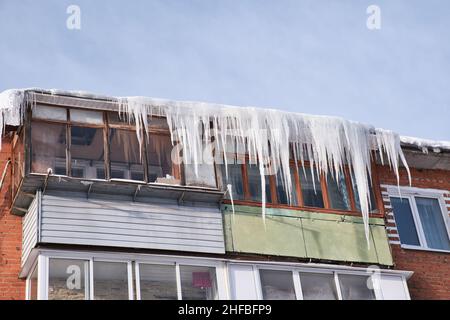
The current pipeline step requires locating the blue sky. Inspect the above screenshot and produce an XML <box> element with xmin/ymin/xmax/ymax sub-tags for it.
<box><xmin>0</xmin><ymin>0</ymin><xmax>449</xmax><ymax>140</ymax></box>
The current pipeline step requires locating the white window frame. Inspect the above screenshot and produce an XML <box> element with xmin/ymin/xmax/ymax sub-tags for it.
<box><xmin>24</xmin><ymin>249</ymin><xmax>410</xmax><ymax>300</ymax></box>
<box><xmin>385</xmin><ymin>185</ymin><xmax>450</xmax><ymax>253</ymax></box>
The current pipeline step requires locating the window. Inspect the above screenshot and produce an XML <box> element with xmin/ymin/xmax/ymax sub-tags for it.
<box><xmin>351</xmin><ymin>171</ymin><xmax>378</xmax><ymax>213</ymax></box>
<box><xmin>275</xmin><ymin>171</ymin><xmax>298</xmax><ymax>206</ymax></box>
<box><xmin>220</xmin><ymin>163</ymin><xmax>245</xmax><ymax>201</ymax></box>
<box><xmin>259</xmin><ymin>270</ymin><xmax>296</xmax><ymax>300</ymax></box>
<box><xmin>299</xmin><ymin>167</ymin><xmax>324</xmax><ymax>208</ymax></box>
<box><xmin>327</xmin><ymin>173</ymin><xmax>351</xmax><ymax>210</ymax></box>
<box><xmin>390</xmin><ymin>197</ymin><xmax>420</xmax><ymax>246</ymax></box>
<box><xmin>338</xmin><ymin>274</ymin><xmax>375</xmax><ymax>300</ymax></box>
<box><xmin>299</xmin><ymin>273</ymin><xmax>338</xmax><ymax>300</ymax></box>
<box><xmin>109</xmin><ymin>128</ymin><xmax>144</xmax><ymax>181</ymax></box>
<box><xmin>31</xmin><ymin>121</ymin><xmax>66</xmax><ymax>174</ymax></box>
<box><xmin>389</xmin><ymin>187</ymin><xmax>450</xmax><ymax>251</ymax></box>
<box><xmin>48</xmin><ymin>259</ymin><xmax>89</xmax><ymax>300</ymax></box>
<box><xmin>139</xmin><ymin>264</ymin><xmax>177</xmax><ymax>300</ymax></box>
<box><xmin>93</xmin><ymin>261</ymin><xmax>130</xmax><ymax>300</ymax></box>
<box><xmin>247</xmin><ymin>164</ymin><xmax>272</xmax><ymax>202</ymax></box>
<box><xmin>146</xmin><ymin>134</ymin><xmax>173</xmax><ymax>182</ymax></box>
<box><xmin>71</xmin><ymin>127</ymin><xmax>105</xmax><ymax>179</ymax></box>
<box><xmin>180</xmin><ymin>265</ymin><xmax>217</xmax><ymax>300</ymax></box>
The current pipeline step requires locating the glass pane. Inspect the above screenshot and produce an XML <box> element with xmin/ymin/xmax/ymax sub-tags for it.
<box><xmin>299</xmin><ymin>167</ymin><xmax>324</xmax><ymax>208</ymax></box>
<box><xmin>180</xmin><ymin>265</ymin><xmax>217</xmax><ymax>300</ymax></box>
<box><xmin>29</xmin><ymin>265</ymin><xmax>38</xmax><ymax>300</ymax></box>
<box><xmin>339</xmin><ymin>274</ymin><xmax>375</xmax><ymax>300</ymax></box>
<box><xmin>70</xmin><ymin>109</ymin><xmax>104</xmax><ymax>125</ymax></box>
<box><xmin>247</xmin><ymin>164</ymin><xmax>271</xmax><ymax>202</ymax></box>
<box><xmin>32</xmin><ymin>105</ymin><xmax>67</xmax><ymax>121</ymax></box>
<box><xmin>109</xmin><ymin>128</ymin><xmax>144</xmax><ymax>181</ymax></box>
<box><xmin>139</xmin><ymin>264</ymin><xmax>177</xmax><ymax>300</ymax></box>
<box><xmin>48</xmin><ymin>259</ymin><xmax>89</xmax><ymax>300</ymax></box>
<box><xmin>108</xmin><ymin>112</ymin><xmax>136</xmax><ymax>125</ymax></box>
<box><xmin>415</xmin><ymin>197</ymin><xmax>450</xmax><ymax>250</ymax></box>
<box><xmin>351</xmin><ymin>172</ymin><xmax>377</xmax><ymax>213</ymax></box>
<box><xmin>276</xmin><ymin>170</ymin><xmax>298</xmax><ymax>206</ymax></box>
<box><xmin>71</xmin><ymin>127</ymin><xmax>105</xmax><ymax>179</ymax></box>
<box><xmin>300</xmin><ymin>273</ymin><xmax>338</xmax><ymax>300</ymax></box>
<box><xmin>94</xmin><ymin>262</ymin><xmax>129</xmax><ymax>300</ymax></box>
<box><xmin>327</xmin><ymin>173</ymin><xmax>351</xmax><ymax>210</ymax></box>
<box><xmin>390</xmin><ymin>197</ymin><xmax>420</xmax><ymax>246</ymax></box>
<box><xmin>147</xmin><ymin>134</ymin><xmax>173</xmax><ymax>182</ymax></box>
<box><xmin>259</xmin><ymin>270</ymin><xmax>296</xmax><ymax>300</ymax></box>
<box><xmin>31</xmin><ymin>121</ymin><xmax>66</xmax><ymax>174</ymax></box>
<box><xmin>221</xmin><ymin>164</ymin><xmax>245</xmax><ymax>200</ymax></box>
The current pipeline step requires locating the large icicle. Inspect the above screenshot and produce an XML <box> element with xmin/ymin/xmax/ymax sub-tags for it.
<box><xmin>118</xmin><ymin>96</ymin><xmax>411</xmax><ymax>247</ymax></box>
<box><xmin>0</xmin><ymin>89</ymin><xmax>413</xmax><ymax>248</ymax></box>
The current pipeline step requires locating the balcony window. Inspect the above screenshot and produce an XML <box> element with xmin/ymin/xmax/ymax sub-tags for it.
<box><xmin>326</xmin><ymin>173</ymin><xmax>351</xmax><ymax>211</ymax></box>
<box><xmin>31</xmin><ymin>121</ymin><xmax>67</xmax><ymax>175</ymax></box>
<box><xmin>220</xmin><ymin>163</ymin><xmax>245</xmax><ymax>201</ymax></box>
<box><xmin>299</xmin><ymin>273</ymin><xmax>338</xmax><ymax>300</ymax></box>
<box><xmin>48</xmin><ymin>259</ymin><xmax>89</xmax><ymax>300</ymax></box>
<box><xmin>93</xmin><ymin>261</ymin><xmax>130</xmax><ymax>300</ymax></box>
<box><xmin>275</xmin><ymin>170</ymin><xmax>298</xmax><ymax>206</ymax></box>
<box><xmin>109</xmin><ymin>128</ymin><xmax>144</xmax><ymax>181</ymax></box>
<box><xmin>338</xmin><ymin>274</ymin><xmax>375</xmax><ymax>300</ymax></box>
<box><xmin>71</xmin><ymin>127</ymin><xmax>105</xmax><ymax>179</ymax></box>
<box><xmin>259</xmin><ymin>270</ymin><xmax>296</xmax><ymax>300</ymax></box>
<box><xmin>147</xmin><ymin>134</ymin><xmax>173</xmax><ymax>182</ymax></box>
<box><xmin>139</xmin><ymin>264</ymin><xmax>177</xmax><ymax>300</ymax></box>
<box><xmin>180</xmin><ymin>265</ymin><xmax>218</xmax><ymax>300</ymax></box>
<box><xmin>298</xmin><ymin>167</ymin><xmax>324</xmax><ymax>208</ymax></box>
<box><xmin>247</xmin><ymin>164</ymin><xmax>272</xmax><ymax>203</ymax></box>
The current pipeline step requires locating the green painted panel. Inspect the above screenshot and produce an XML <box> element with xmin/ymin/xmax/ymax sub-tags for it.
<box><xmin>222</xmin><ymin>204</ymin><xmax>393</xmax><ymax>265</ymax></box>
<box><xmin>226</xmin><ymin>213</ymin><xmax>306</xmax><ymax>257</ymax></box>
<box><xmin>301</xmin><ymin>219</ymin><xmax>378</xmax><ymax>263</ymax></box>
<box><xmin>371</xmin><ymin>225</ymin><xmax>394</xmax><ymax>266</ymax></box>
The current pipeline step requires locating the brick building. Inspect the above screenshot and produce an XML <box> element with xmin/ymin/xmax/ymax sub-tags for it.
<box><xmin>0</xmin><ymin>88</ymin><xmax>448</xmax><ymax>300</ymax></box>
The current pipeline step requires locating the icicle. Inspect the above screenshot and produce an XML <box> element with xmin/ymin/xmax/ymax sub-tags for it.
<box><xmin>0</xmin><ymin>89</ymin><xmax>417</xmax><ymax>248</ymax></box>
<box><xmin>227</xmin><ymin>184</ymin><xmax>235</xmax><ymax>217</ymax></box>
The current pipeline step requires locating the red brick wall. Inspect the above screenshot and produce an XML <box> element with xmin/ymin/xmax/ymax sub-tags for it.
<box><xmin>0</xmin><ymin>136</ymin><xmax>26</xmax><ymax>300</ymax></box>
<box><xmin>377</xmin><ymin>164</ymin><xmax>450</xmax><ymax>300</ymax></box>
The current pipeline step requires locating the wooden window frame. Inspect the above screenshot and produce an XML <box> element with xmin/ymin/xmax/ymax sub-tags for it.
<box><xmin>220</xmin><ymin>155</ymin><xmax>384</xmax><ymax>218</ymax></box>
<box><xmin>27</xmin><ymin>106</ymin><xmax>180</xmax><ymax>184</ymax></box>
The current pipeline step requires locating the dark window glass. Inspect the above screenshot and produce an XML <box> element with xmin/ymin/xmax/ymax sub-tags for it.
<box><xmin>339</xmin><ymin>275</ymin><xmax>375</xmax><ymax>300</ymax></box>
<box><xmin>300</xmin><ymin>273</ymin><xmax>338</xmax><ymax>300</ymax></box>
<box><xmin>109</xmin><ymin>128</ymin><xmax>144</xmax><ymax>181</ymax></box>
<box><xmin>352</xmin><ymin>172</ymin><xmax>377</xmax><ymax>213</ymax></box>
<box><xmin>139</xmin><ymin>264</ymin><xmax>177</xmax><ymax>300</ymax></box>
<box><xmin>327</xmin><ymin>173</ymin><xmax>351</xmax><ymax>210</ymax></box>
<box><xmin>259</xmin><ymin>270</ymin><xmax>296</xmax><ymax>300</ymax></box>
<box><xmin>107</xmin><ymin>112</ymin><xmax>136</xmax><ymax>125</ymax></box>
<box><xmin>147</xmin><ymin>134</ymin><xmax>173</xmax><ymax>182</ymax></box>
<box><xmin>71</xmin><ymin>127</ymin><xmax>105</xmax><ymax>179</ymax></box>
<box><xmin>390</xmin><ymin>197</ymin><xmax>420</xmax><ymax>246</ymax></box>
<box><xmin>415</xmin><ymin>197</ymin><xmax>450</xmax><ymax>250</ymax></box>
<box><xmin>298</xmin><ymin>167</ymin><xmax>324</xmax><ymax>208</ymax></box>
<box><xmin>221</xmin><ymin>164</ymin><xmax>245</xmax><ymax>200</ymax></box>
<box><xmin>247</xmin><ymin>164</ymin><xmax>271</xmax><ymax>203</ymax></box>
<box><xmin>276</xmin><ymin>170</ymin><xmax>298</xmax><ymax>206</ymax></box>
<box><xmin>31</xmin><ymin>122</ymin><xmax>66</xmax><ymax>174</ymax></box>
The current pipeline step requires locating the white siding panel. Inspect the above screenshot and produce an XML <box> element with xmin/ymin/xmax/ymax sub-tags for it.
<box><xmin>39</xmin><ymin>193</ymin><xmax>225</xmax><ymax>254</ymax></box>
<box><xmin>22</xmin><ymin>194</ymin><xmax>39</xmax><ymax>266</ymax></box>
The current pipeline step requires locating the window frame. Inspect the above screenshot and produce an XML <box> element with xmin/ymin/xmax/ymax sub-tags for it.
<box><xmin>386</xmin><ymin>185</ymin><xmax>450</xmax><ymax>253</ymax></box>
<box><xmin>218</xmin><ymin>154</ymin><xmax>384</xmax><ymax>217</ymax></box>
<box><xmin>28</xmin><ymin>105</ymin><xmax>181</xmax><ymax>183</ymax></box>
